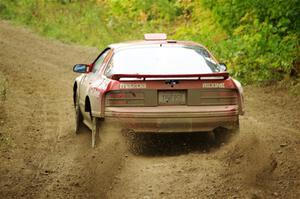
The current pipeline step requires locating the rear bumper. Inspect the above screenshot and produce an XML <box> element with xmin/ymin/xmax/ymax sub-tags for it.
<box><xmin>104</xmin><ymin>105</ymin><xmax>239</xmax><ymax>133</ymax></box>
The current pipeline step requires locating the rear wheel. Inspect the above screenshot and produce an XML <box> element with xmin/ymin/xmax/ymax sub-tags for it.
<box><xmin>75</xmin><ymin>94</ymin><xmax>83</xmax><ymax>134</ymax></box>
<box><xmin>206</xmin><ymin>131</ymin><xmax>216</xmax><ymax>144</ymax></box>
<box><xmin>214</xmin><ymin>117</ymin><xmax>240</xmax><ymax>144</ymax></box>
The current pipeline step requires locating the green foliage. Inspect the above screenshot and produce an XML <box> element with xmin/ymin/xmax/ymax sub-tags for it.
<box><xmin>109</xmin><ymin>0</ymin><xmax>180</xmax><ymax>21</ymax></box>
<box><xmin>201</xmin><ymin>0</ymin><xmax>299</xmax><ymax>83</ymax></box>
<box><xmin>203</xmin><ymin>0</ymin><xmax>299</xmax><ymax>36</ymax></box>
<box><xmin>229</xmin><ymin>13</ymin><xmax>298</xmax><ymax>82</ymax></box>
<box><xmin>0</xmin><ymin>0</ymin><xmax>298</xmax><ymax>83</ymax></box>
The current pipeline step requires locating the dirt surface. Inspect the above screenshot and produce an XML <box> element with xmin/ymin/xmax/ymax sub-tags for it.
<box><xmin>0</xmin><ymin>20</ymin><xmax>300</xmax><ymax>199</ymax></box>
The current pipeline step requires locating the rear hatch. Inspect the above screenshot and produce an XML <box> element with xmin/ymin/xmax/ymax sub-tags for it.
<box><xmin>105</xmin><ymin>73</ymin><xmax>238</xmax><ymax>108</ymax></box>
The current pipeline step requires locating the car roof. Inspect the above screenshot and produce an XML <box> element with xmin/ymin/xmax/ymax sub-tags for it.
<box><xmin>108</xmin><ymin>40</ymin><xmax>205</xmax><ymax>51</ymax></box>
<box><xmin>107</xmin><ymin>39</ymin><xmax>218</xmax><ymax>63</ymax></box>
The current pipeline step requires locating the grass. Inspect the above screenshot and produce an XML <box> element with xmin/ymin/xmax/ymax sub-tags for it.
<box><xmin>0</xmin><ymin>1</ymin><xmax>129</xmax><ymax>49</ymax></box>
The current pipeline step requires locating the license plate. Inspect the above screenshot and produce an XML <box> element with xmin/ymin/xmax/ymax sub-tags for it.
<box><xmin>158</xmin><ymin>91</ymin><xmax>186</xmax><ymax>105</ymax></box>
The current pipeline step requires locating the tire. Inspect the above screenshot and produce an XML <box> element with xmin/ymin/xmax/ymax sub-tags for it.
<box><xmin>75</xmin><ymin>93</ymin><xmax>83</xmax><ymax>134</ymax></box>
<box><xmin>91</xmin><ymin>116</ymin><xmax>100</xmax><ymax>148</ymax></box>
<box><xmin>206</xmin><ymin>131</ymin><xmax>216</xmax><ymax>144</ymax></box>
<box><xmin>214</xmin><ymin>117</ymin><xmax>239</xmax><ymax>145</ymax></box>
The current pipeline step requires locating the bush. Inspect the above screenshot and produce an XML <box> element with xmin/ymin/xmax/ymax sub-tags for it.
<box><xmin>201</xmin><ymin>0</ymin><xmax>299</xmax><ymax>83</ymax></box>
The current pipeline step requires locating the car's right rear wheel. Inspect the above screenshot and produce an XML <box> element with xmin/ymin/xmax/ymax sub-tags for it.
<box><xmin>214</xmin><ymin>118</ymin><xmax>240</xmax><ymax>145</ymax></box>
<box><xmin>206</xmin><ymin>131</ymin><xmax>216</xmax><ymax>143</ymax></box>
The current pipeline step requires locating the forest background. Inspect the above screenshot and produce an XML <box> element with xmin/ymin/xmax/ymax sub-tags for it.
<box><xmin>0</xmin><ymin>0</ymin><xmax>299</xmax><ymax>85</ymax></box>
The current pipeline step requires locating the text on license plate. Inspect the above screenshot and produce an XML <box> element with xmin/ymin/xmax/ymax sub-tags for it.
<box><xmin>158</xmin><ymin>91</ymin><xmax>186</xmax><ymax>105</ymax></box>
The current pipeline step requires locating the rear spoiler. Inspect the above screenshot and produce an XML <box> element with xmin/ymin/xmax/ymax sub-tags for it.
<box><xmin>110</xmin><ymin>72</ymin><xmax>229</xmax><ymax>80</ymax></box>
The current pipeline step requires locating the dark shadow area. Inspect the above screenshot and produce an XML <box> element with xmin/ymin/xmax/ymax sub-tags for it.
<box><xmin>75</xmin><ymin>124</ymin><xmax>92</xmax><ymax>137</ymax></box>
<box><xmin>123</xmin><ymin>127</ymin><xmax>236</xmax><ymax>156</ymax></box>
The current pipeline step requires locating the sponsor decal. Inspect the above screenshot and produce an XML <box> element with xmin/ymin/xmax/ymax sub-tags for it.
<box><xmin>202</xmin><ymin>83</ymin><xmax>225</xmax><ymax>88</ymax></box>
<box><xmin>120</xmin><ymin>83</ymin><xmax>146</xmax><ymax>89</ymax></box>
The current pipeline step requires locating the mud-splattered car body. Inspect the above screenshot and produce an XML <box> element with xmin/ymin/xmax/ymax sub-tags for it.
<box><xmin>73</xmin><ymin>34</ymin><xmax>244</xmax><ymax>147</ymax></box>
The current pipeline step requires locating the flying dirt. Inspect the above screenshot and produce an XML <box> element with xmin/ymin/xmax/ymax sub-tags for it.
<box><xmin>0</xmin><ymin>20</ymin><xmax>300</xmax><ymax>199</ymax></box>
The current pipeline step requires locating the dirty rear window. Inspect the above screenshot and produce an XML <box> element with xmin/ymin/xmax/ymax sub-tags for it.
<box><xmin>105</xmin><ymin>45</ymin><xmax>222</xmax><ymax>76</ymax></box>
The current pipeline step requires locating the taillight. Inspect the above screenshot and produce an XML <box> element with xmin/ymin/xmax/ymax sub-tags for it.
<box><xmin>187</xmin><ymin>89</ymin><xmax>238</xmax><ymax>106</ymax></box>
<box><xmin>105</xmin><ymin>91</ymin><xmax>145</xmax><ymax>107</ymax></box>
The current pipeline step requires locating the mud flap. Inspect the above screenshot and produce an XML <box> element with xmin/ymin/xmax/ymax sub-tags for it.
<box><xmin>75</xmin><ymin>93</ymin><xmax>83</xmax><ymax>134</ymax></box>
<box><xmin>91</xmin><ymin>117</ymin><xmax>100</xmax><ymax>148</ymax></box>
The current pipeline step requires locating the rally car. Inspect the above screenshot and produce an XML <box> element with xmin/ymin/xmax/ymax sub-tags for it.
<box><xmin>73</xmin><ymin>33</ymin><xmax>244</xmax><ymax>147</ymax></box>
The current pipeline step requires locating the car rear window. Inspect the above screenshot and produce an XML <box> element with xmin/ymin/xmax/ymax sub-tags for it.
<box><xmin>105</xmin><ymin>45</ymin><xmax>222</xmax><ymax>76</ymax></box>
